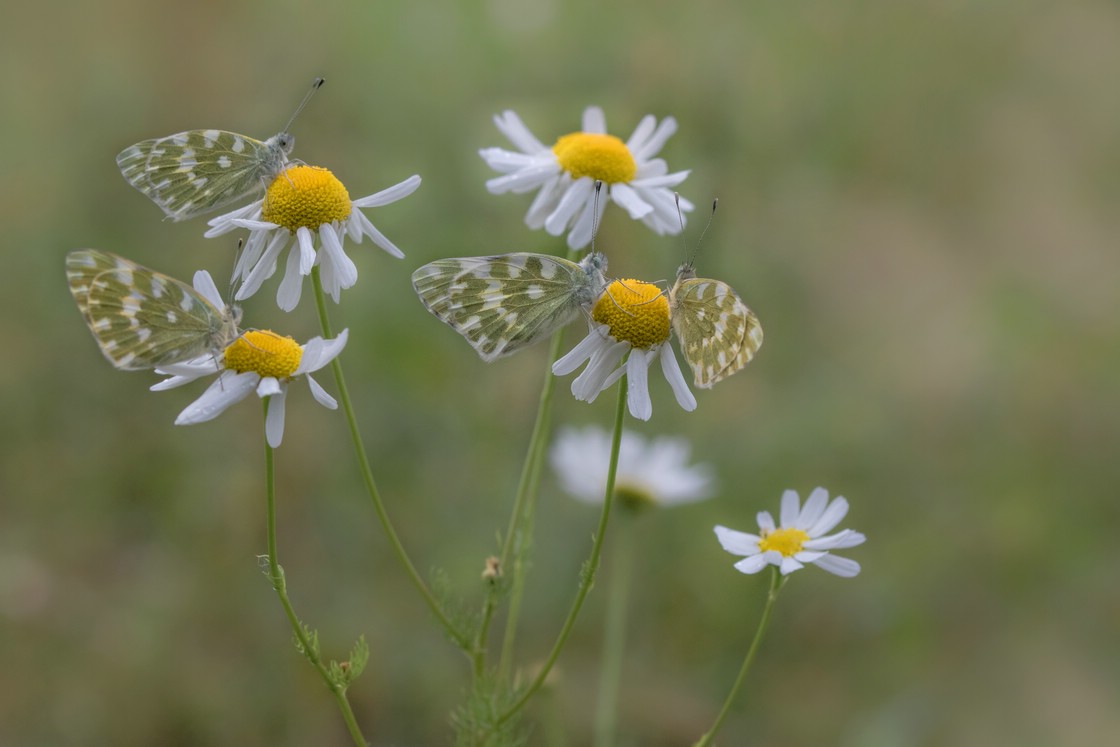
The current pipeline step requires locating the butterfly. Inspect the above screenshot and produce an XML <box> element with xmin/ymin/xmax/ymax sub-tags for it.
<box><xmin>66</xmin><ymin>249</ymin><xmax>241</xmax><ymax>371</ymax></box>
<box><xmin>116</xmin><ymin>78</ymin><xmax>324</xmax><ymax>221</ymax></box>
<box><xmin>411</xmin><ymin>252</ymin><xmax>609</xmax><ymax>361</ymax></box>
<box><xmin>668</xmin><ymin>261</ymin><xmax>763</xmax><ymax>388</ymax></box>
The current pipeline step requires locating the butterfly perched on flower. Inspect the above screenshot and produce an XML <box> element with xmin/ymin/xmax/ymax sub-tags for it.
<box><xmin>66</xmin><ymin>249</ymin><xmax>241</xmax><ymax>370</ymax></box>
<box><xmin>411</xmin><ymin>252</ymin><xmax>609</xmax><ymax>361</ymax></box>
<box><xmin>116</xmin><ymin>78</ymin><xmax>324</xmax><ymax>221</ymax></box>
<box><xmin>668</xmin><ymin>261</ymin><xmax>763</xmax><ymax>388</ymax></box>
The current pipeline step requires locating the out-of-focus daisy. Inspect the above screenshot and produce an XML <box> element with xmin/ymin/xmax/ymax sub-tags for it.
<box><xmin>151</xmin><ymin>329</ymin><xmax>349</xmax><ymax>448</ymax></box>
<box><xmin>479</xmin><ymin>106</ymin><xmax>692</xmax><ymax>249</ymax></box>
<box><xmin>206</xmin><ymin>165</ymin><xmax>421</xmax><ymax>311</ymax></box>
<box><xmin>714</xmin><ymin>487</ymin><xmax>866</xmax><ymax>577</ymax></box>
<box><xmin>552</xmin><ymin>278</ymin><xmax>696</xmax><ymax>421</ymax></box>
<box><xmin>550</xmin><ymin>425</ymin><xmax>715</xmax><ymax>510</ymax></box>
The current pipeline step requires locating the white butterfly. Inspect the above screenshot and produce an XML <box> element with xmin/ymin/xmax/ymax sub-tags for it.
<box><xmin>66</xmin><ymin>249</ymin><xmax>240</xmax><ymax>370</ymax></box>
<box><xmin>412</xmin><ymin>252</ymin><xmax>609</xmax><ymax>361</ymax></box>
<box><xmin>669</xmin><ymin>261</ymin><xmax>762</xmax><ymax>388</ymax></box>
<box><xmin>116</xmin><ymin>78</ymin><xmax>323</xmax><ymax>221</ymax></box>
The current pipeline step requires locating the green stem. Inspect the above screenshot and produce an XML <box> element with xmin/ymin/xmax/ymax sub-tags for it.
<box><xmin>310</xmin><ymin>268</ymin><xmax>467</xmax><ymax>649</ymax></box>
<box><xmin>692</xmin><ymin>568</ymin><xmax>786</xmax><ymax>747</ymax></box>
<box><xmin>487</xmin><ymin>376</ymin><xmax>628</xmax><ymax>737</ymax></box>
<box><xmin>262</xmin><ymin>399</ymin><xmax>368</xmax><ymax>747</ymax></box>
<box><xmin>495</xmin><ymin>327</ymin><xmax>566</xmax><ymax>682</ymax></box>
<box><xmin>593</xmin><ymin>511</ymin><xmax>637</xmax><ymax>747</ymax></box>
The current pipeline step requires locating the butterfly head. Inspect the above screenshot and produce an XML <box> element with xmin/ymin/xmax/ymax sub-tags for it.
<box><xmin>275</xmin><ymin>132</ymin><xmax>296</xmax><ymax>155</ymax></box>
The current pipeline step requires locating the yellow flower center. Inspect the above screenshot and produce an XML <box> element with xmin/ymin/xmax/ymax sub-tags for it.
<box><xmin>592</xmin><ymin>279</ymin><xmax>671</xmax><ymax>349</ymax></box>
<box><xmin>614</xmin><ymin>481</ymin><xmax>657</xmax><ymax>512</ymax></box>
<box><xmin>758</xmin><ymin>527</ymin><xmax>810</xmax><ymax>557</ymax></box>
<box><xmin>553</xmin><ymin>132</ymin><xmax>637</xmax><ymax>183</ymax></box>
<box><xmin>261</xmin><ymin>165</ymin><xmax>352</xmax><ymax>232</ymax></box>
<box><xmin>223</xmin><ymin>331</ymin><xmax>303</xmax><ymax>379</ymax></box>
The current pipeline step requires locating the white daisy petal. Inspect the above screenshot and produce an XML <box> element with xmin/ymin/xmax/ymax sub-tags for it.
<box><xmin>350</xmin><ymin>174</ymin><xmax>422</xmax><ymax>209</ymax></box>
<box><xmin>659</xmin><ymin>344</ymin><xmax>697</xmax><ymax>411</ymax></box>
<box><xmin>714</xmin><ymin>526</ymin><xmax>760</xmax><ymax>556</ymax></box>
<box><xmin>807</xmin><ymin>495</ymin><xmax>850</xmax><ymax>537</ymax></box>
<box><xmin>625</xmin><ymin>349</ymin><xmax>655</xmax><ymax>421</ymax></box>
<box><xmin>582</xmin><ymin>105</ymin><xmax>607</xmax><ymax>133</ymax></box>
<box><xmin>733</xmin><ymin>555</ymin><xmax>771</xmax><ymax>575</ymax></box>
<box><xmin>780</xmin><ymin>489</ymin><xmax>802</xmax><ymax>528</ymax></box>
<box><xmin>174</xmin><ymin>370</ymin><xmax>258</xmax><ymax>425</ymax></box>
<box><xmin>812</xmin><ymin>555</ymin><xmax>861</xmax><ymax>577</ymax></box>
<box><xmin>306</xmin><ymin>374</ymin><xmax>337</xmax><ymax>409</ymax></box>
<box><xmin>277</xmin><ymin>242</ymin><xmax>305</xmax><ymax>312</ymax></box>
<box><xmin>493</xmin><ymin>110</ymin><xmax>548</xmax><ymax>153</ymax></box>
<box><xmin>192</xmin><ymin>271</ymin><xmax>225</xmax><ymax>310</ymax></box>
<box><xmin>264</xmin><ymin>386</ymin><xmax>287</xmax><ymax>448</ymax></box>
<box><xmin>798</xmin><ymin>486</ymin><xmax>831</xmax><ymax>530</ymax></box>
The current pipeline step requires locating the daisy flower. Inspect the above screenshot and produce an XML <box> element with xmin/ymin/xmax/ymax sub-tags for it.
<box><xmin>552</xmin><ymin>277</ymin><xmax>696</xmax><ymax>421</ymax></box>
<box><xmin>205</xmin><ymin>165</ymin><xmax>421</xmax><ymax>311</ymax></box>
<box><xmin>151</xmin><ymin>328</ymin><xmax>349</xmax><ymax>448</ymax></box>
<box><xmin>714</xmin><ymin>487</ymin><xmax>866</xmax><ymax>577</ymax></box>
<box><xmin>479</xmin><ymin>106</ymin><xmax>693</xmax><ymax>249</ymax></box>
<box><xmin>550</xmin><ymin>425</ymin><xmax>716</xmax><ymax>511</ymax></box>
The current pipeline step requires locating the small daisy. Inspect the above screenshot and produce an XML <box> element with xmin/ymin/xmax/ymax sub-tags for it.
<box><xmin>714</xmin><ymin>487</ymin><xmax>866</xmax><ymax>577</ymax></box>
<box><xmin>151</xmin><ymin>328</ymin><xmax>349</xmax><ymax>448</ymax></box>
<box><xmin>479</xmin><ymin>106</ymin><xmax>693</xmax><ymax>249</ymax></box>
<box><xmin>550</xmin><ymin>425</ymin><xmax>716</xmax><ymax>510</ymax></box>
<box><xmin>206</xmin><ymin>165</ymin><xmax>421</xmax><ymax>311</ymax></box>
<box><xmin>552</xmin><ymin>277</ymin><xmax>696</xmax><ymax>421</ymax></box>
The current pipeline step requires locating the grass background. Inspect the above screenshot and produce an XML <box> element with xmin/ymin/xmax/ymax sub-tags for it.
<box><xmin>2</xmin><ymin>1</ymin><xmax>1119</xmax><ymax>745</ymax></box>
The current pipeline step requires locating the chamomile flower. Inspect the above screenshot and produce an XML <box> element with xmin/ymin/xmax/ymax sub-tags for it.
<box><xmin>714</xmin><ymin>487</ymin><xmax>866</xmax><ymax>577</ymax></box>
<box><xmin>151</xmin><ymin>329</ymin><xmax>349</xmax><ymax>448</ymax></box>
<box><xmin>552</xmin><ymin>278</ymin><xmax>696</xmax><ymax>421</ymax></box>
<box><xmin>206</xmin><ymin>165</ymin><xmax>421</xmax><ymax>311</ymax></box>
<box><xmin>550</xmin><ymin>425</ymin><xmax>715</xmax><ymax>510</ymax></box>
<box><xmin>480</xmin><ymin>106</ymin><xmax>693</xmax><ymax>249</ymax></box>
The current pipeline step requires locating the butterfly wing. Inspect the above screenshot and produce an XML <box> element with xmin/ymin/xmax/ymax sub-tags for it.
<box><xmin>117</xmin><ymin>129</ymin><xmax>290</xmax><ymax>221</ymax></box>
<box><xmin>412</xmin><ymin>252</ymin><xmax>605</xmax><ymax>362</ymax></box>
<box><xmin>670</xmin><ymin>273</ymin><xmax>763</xmax><ymax>388</ymax></box>
<box><xmin>66</xmin><ymin>250</ymin><xmax>238</xmax><ymax>370</ymax></box>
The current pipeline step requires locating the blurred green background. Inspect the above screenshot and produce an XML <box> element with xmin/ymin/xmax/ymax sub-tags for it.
<box><xmin>3</xmin><ymin>0</ymin><xmax>1118</xmax><ymax>745</ymax></box>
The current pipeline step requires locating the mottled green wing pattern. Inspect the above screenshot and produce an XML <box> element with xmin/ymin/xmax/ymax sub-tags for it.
<box><xmin>669</xmin><ymin>263</ymin><xmax>763</xmax><ymax>388</ymax></box>
<box><xmin>66</xmin><ymin>250</ymin><xmax>240</xmax><ymax>370</ymax></box>
<box><xmin>116</xmin><ymin>129</ymin><xmax>292</xmax><ymax>221</ymax></box>
<box><xmin>411</xmin><ymin>252</ymin><xmax>608</xmax><ymax>362</ymax></box>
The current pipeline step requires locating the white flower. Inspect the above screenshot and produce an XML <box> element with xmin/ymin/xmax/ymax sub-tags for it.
<box><xmin>552</xmin><ymin>278</ymin><xmax>696</xmax><ymax>421</ymax></box>
<box><xmin>714</xmin><ymin>487</ymin><xmax>866</xmax><ymax>577</ymax></box>
<box><xmin>550</xmin><ymin>425</ymin><xmax>715</xmax><ymax>510</ymax></box>
<box><xmin>480</xmin><ymin>106</ymin><xmax>692</xmax><ymax>249</ymax></box>
<box><xmin>152</xmin><ymin>329</ymin><xmax>349</xmax><ymax>448</ymax></box>
<box><xmin>206</xmin><ymin>165</ymin><xmax>421</xmax><ymax>311</ymax></box>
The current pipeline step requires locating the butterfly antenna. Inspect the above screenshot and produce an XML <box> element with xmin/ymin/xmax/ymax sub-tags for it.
<box><xmin>678</xmin><ymin>194</ymin><xmax>718</xmax><ymax>266</ymax></box>
<box><xmin>282</xmin><ymin>77</ymin><xmax>325</xmax><ymax>133</ymax></box>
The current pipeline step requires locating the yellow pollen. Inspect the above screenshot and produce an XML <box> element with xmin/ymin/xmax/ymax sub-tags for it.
<box><xmin>758</xmin><ymin>527</ymin><xmax>810</xmax><ymax>557</ymax></box>
<box><xmin>223</xmin><ymin>331</ymin><xmax>303</xmax><ymax>379</ymax></box>
<box><xmin>261</xmin><ymin>165</ymin><xmax>352</xmax><ymax>232</ymax></box>
<box><xmin>553</xmin><ymin>132</ymin><xmax>637</xmax><ymax>183</ymax></box>
<box><xmin>593</xmin><ymin>279</ymin><xmax>671</xmax><ymax>349</ymax></box>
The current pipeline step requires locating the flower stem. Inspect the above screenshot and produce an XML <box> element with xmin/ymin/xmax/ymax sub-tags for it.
<box><xmin>310</xmin><ymin>268</ymin><xmax>468</xmax><ymax>649</ymax></box>
<box><xmin>487</xmin><ymin>376</ymin><xmax>628</xmax><ymax>736</ymax></box>
<box><xmin>593</xmin><ymin>511</ymin><xmax>637</xmax><ymax>747</ymax></box>
<box><xmin>692</xmin><ymin>567</ymin><xmax>785</xmax><ymax>747</ymax></box>
<box><xmin>494</xmin><ymin>326</ymin><xmax>566</xmax><ymax>682</ymax></box>
<box><xmin>261</xmin><ymin>399</ymin><xmax>368</xmax><ymax>747</ymax></box>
